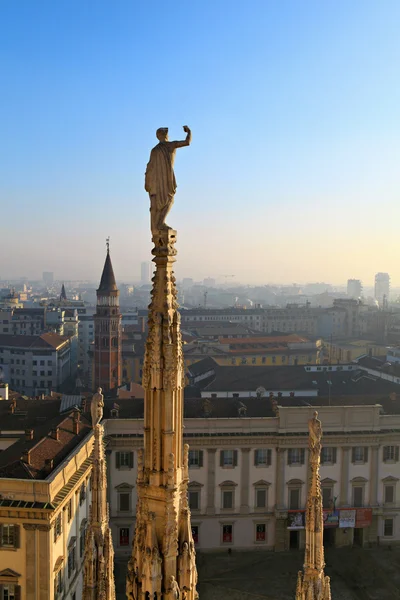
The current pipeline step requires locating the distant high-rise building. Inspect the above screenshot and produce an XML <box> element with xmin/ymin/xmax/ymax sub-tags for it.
<box><xmin>42</xmin><ymin>271</ymin><xmax>54</xmax><ymax>287</ymax></box>
<box><xmin>140</xmin><ymin>261</ymin><xmax>152</xmax><ymax>285</ymax></box>
<box><xmin>375</xmin><ymin>272</ymin><xmax>390</xmax><ymax>306</ymax></box>
<box><xmin>203</xmin><ymin>277</ymin><xmax>216</xmax><ymax>287</ymax></box>
<box><xmin>93</xmin><ymin>245</ymin><xmax>122</xmax><ymax>392</ymax></box>
<box><xmin>347</xmin><ymin>279</ymin><xmax>362</xmax><ymax>298</ymax></box>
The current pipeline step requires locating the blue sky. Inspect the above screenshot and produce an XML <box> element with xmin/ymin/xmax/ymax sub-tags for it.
<box><xmin>1</xmin><ymin>1</ymin><xmax>400</xmax><ymax>285</ymax></box>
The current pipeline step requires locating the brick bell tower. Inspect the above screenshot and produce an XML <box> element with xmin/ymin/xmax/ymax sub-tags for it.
<box><xmin>93</xmin><ymin>239</ymin><xmax>122</xmax><ymax>393</ymax></box>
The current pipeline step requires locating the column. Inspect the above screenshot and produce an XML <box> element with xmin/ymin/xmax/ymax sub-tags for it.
<box><xmin>206</xmin><ymin>449</ymin><xmax>216</xmax><ymax>515</ymax></box>
<box><xmin>369</xmin><ymin>445</ymin><xmax>379</xmax><ymax>506</ymax></box>
<box><xmin>240</xmin><ymin>448</ymin><xmax>250</xmax><ymax>514</ymax></box>
<box><xmin>340</xmin><ymin>447</ymin><xmax>350</xmax><ymax>506</ymax></box>
<box><xmin>24</xmin><ymin>524</ymin><xmax>37</xmax><ymax>600</ymax></box>
<box><xmin>275</xmin><ymin>448</ymin><xmax>286</xmax><ymax>509</ymax></box>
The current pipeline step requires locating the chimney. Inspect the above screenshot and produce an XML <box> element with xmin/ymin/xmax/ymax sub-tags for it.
<box><xmin>25</xmin><ymin>429</ymin><xmax>34</xmax><ymax>441</ymax></box>
<box><xmin>22</xmin><ymin>450</ymin><xmax>31</xmax><ymax>464</ymax></box>
<box><xmin>51</xmin><ymin>427</ymin><xmax>60</xmax><ymax>441</ymax></box>
<box><xmin>45</xmin><ymin>458</ymin><xmax>54</xmax><ymax>473</ymax></box>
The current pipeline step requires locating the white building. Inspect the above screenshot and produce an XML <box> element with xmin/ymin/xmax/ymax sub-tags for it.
<box><xmin>375</xmin><ymin>272</ymin><xmax>390</xmax><ymax>305</ymax></box>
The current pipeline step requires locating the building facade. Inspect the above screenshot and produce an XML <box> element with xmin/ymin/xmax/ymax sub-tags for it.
<box><xmin>105</xmin><ymin>404</ymin><xmax>400</xmax><ymax>554</ymax></box>
<box><xmin>0</xmin><ymin>333</ymin><xmax>72</xmax><ymax>396</ymax></box>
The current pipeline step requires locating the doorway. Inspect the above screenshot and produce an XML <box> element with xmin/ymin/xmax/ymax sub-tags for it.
<box><xmin>353</xmin><ymin>528</ymin><xmax>363</xmax><ymax>547</ymax></box>
<box><xmin>289</xmin><ymin>530</ymin><xmax>299</xmax><ymax>549</ymax></box>
<box><xmin>323</xmin><ymin>528</ymin><xmax>335</xmax><ymax>547</ymax></box>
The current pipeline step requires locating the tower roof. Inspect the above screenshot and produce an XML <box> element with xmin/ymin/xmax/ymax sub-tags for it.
<box><xmin>60</xmin><ymin>284</ymin><xmax>67</xmax><ymax>301</ymax></box>
<box><xmin>98</xmin><ymin>249</ymin><xmax>118</xmax><ymax>293</ymax></box>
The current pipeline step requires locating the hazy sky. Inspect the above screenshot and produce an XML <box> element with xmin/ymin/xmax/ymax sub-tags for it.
<box><xmin>1</xmin><ymin>1</ymin><xmax>400</xmax><ymax>286</ymax></box>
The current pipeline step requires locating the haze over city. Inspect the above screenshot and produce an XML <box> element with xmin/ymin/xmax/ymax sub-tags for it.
<box><xmin>2</xmin><ymin>0</ymin><xmax>400</xmax><ymax>285</ymax></box>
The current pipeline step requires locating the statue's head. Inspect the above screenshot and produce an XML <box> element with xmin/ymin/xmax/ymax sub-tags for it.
<box><xmin>97</xmin><ymin>387</ymin><xmax>102</xmax><ymax>393</ymax></box>
<box><xmin>156</xmin><ymin>127</ymin><xmax>168</xmax><ymax>142</ymax></box>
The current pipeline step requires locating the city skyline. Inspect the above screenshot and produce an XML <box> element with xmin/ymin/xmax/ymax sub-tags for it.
<box><xmin>2</xmin><ymin>1</ymin><xmax>400</xmax><ymax>284</ymax></box>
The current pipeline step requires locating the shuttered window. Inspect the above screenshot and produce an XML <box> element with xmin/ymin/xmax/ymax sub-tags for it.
<box><xmin>0</xmin><ymin>524</ymin><xmax>20</xmax><ymax>548</ymax></box>
<box><xmin>287</xmin><ymin>449</ymin><xmax>305</xmax><ymax>465</ymax></box>
<box><xmin>352</xmin><ymin>447</ymin><xmax>368</xmax><ymax>463</ymax></box>
<box><xmin>254</xmin><ymin>449</ymin><xmax>272</xmax><ymax>466</ymax></box>
<box><xmin>116</xmin><ymin>452</ymin><xmax>134</xmax><ymax>469</ymax></box>
<box><xmin>220</xmin><ymin>450</ymin><xmax>238</xmax><ymax>467</ymax></box>
<box><xmin>189</xmin><ymin>450</ymin><xmax>203</xmax><ymax>468</ymax></box>
<box><xmin>320</xmin><ymin>447</ymin><xmax>337</xmax><ymax>465</ymax></box>
<box><xmin>383</xmin><ymin>446</ymin><xmax>399</xmax><ymax>462</ymax></box>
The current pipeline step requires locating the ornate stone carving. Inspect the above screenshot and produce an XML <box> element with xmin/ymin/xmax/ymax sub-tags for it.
<box><xmin>295</xmin><ymin>412</ymin><xmax>331</xmax><ymax>600</ymax></box>
<box><xmin>91</xmin><ymin>388</ymin><xmax>104</xmax><ymax>428</ymax></box>
<box><xmin>82</xmin><ymin>423</ymin><xmax>115</xmax><ymax>599</ymax></box>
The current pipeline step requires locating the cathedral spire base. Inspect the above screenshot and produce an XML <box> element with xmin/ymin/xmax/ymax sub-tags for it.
<box><xmin>127</xmin><ymin>228</ymin><xmax>198</xmax><ymax>600</ymax></box>
<box><xmin>295</xmin><ymin>412</ymin><xmax>332</xmax><ymax>600</ymax></box>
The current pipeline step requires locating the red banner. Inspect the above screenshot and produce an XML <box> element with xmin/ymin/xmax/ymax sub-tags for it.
<box><xmin>119</xmin><ymin>528</ymin><xmax>129</xmax><ymax>546</ymax></box>
<box><xmin>355</xmin><ymin>508</ymin><xmax>372</xmax><ymax>528</ymax></box>
<box><xmin>192</xmin><ymin>526</ymin><xmax>199</xmax><ymax>544</ymax></box>
<box><xmin>223</xmin><ymin>525</ymin><xmax>232</xmax><ymax>542</ymax></box>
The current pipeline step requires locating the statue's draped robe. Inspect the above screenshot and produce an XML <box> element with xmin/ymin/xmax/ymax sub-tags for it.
<box><xmin>145</xmin><ymin>142</ymin><xmax>178</xmax><ymax>211</ymax></box>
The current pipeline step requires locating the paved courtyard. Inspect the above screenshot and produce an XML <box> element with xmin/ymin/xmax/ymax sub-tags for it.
<box><xmin>115</xmin><ymin>546</ymin><xmax>400</xmax><ymax>599</ymax></box>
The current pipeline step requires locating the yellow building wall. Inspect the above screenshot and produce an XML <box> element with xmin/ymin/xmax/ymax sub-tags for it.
<box><xmin>184</xmin><ymin>350</ymin><xmax>317</xmax><ymax>368</ymax></box>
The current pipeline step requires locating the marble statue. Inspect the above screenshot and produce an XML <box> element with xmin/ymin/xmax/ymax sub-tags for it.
<box><xmin>145</xmin><ymin>126</ymin><xmax>192</xmax><ymax>234</ymax></box>
<box><xmin>308</xmin><ymin>411</ymin><xmax>322</xmax><ymax>456</ymax></box>
<box><xmin>91</xmin><ymin>387</ymin><xmax>104</xmax><ymax>427</ymax></box>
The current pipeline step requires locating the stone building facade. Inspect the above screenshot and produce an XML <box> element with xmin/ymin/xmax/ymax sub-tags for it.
<box><xmin>105</xmin><ymin>404</ymin><xmax>400</xmax><ymax>554</ymax></box>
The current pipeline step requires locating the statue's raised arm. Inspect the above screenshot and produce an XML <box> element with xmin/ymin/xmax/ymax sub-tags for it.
<box><xmin>145</xmin><ymin>126</ymin><xmax>192</xmax><ymax>235</ymax></box>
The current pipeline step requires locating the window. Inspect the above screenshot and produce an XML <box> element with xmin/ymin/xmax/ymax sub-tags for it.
<box><xmin>353</xmin><ymin>486</ymin><xmax>363</xmax><ymax>508</ymax></box>
<box><xmin>383</xmin><ymin>446</ymin><xmax>399</xmax><ymax>462</ymax></box>
<box><xmin>1</xmin><ymin>585</ymin><xmax>20</xmax><ymax>600</ymax></box>
<box><xmin>118</xmin><ymin>489</ymin><xmax>131</xmax><ymax>512</ymax></box>
<box><xmin>251</xmin><ymin>357</ymin><xmax>256</xmax><ymax>364</ymax></box>
<box><xmin>54</xmin><ymin>514</ymin><xmax>62</xmax><ymax>542</ymax></box>
<box><xmin>322</xmin><ymin>487</ymin><xmax>333</xmax><ymax>508</ymax></box>
<box><xmin>254</xmin><ymin>449</ymin><xmax>272</xmax><ymax>467</ymax></box>
<box><xmin>79</xmin><ymin>484</ymin><xmax>86</xmax><ymax>505</ymax></box>
<box><xmin>79</xmin><ymin>520</ymin><xmax>87</xmax><ymax>557</ymax></box>
<box><xmin>222</xmin><ymin>524</ymin><xmax>233</xmax><ymax>543</ymax></box>
<box><xmin>255</xmin><ymin>488</ymin><xmax>267</xmax><ymax>508</ymax></box>
<box><xmin>189</xmin><ymin>450</ymin><xmax>203</xmax><ymax>468</ymax></box>
<box><xmin>67</xmin><ymin>499</ymin><xmax>72</xmax><ymax>522</ymax></box>
<box><xmin>384</xmin><ymin>518</ymin><xmax>394</xmax><ymax>537</ymax></box>
<box><xmin>115</xmin><ymin>451</ymin><xmax>134</xmax><ymax>469</ymax></box>
<box><xmin>119</xmin><ymin>528</ymin><xmax>130</xmax><ymax>546</ymax></box>
<box><xmin>68</xmin><ymin>544</ymin><xmax>76</xmax><ymax>578</ymax></box>
<box><xmin>40</xmin><ymin>360</ymin><xmax>45</xmax><ymax>366</ymax></box>
<box><xmin>287</xmin><ymin>449</ymin><xmax>305</xmax><ymax>466</ymax></box>
<box><xmin>272</xmin><ymin>356</ymin><xmax>276</xmax><ymax>364</ymax></box>
<box><xmin>261</xmin><ymin>357</ymin><xmax>266</xmax><ymax>364</ymax></box>
<box><xmin>48</xmin><ymin>360</ymin><xmax>52</xmax><ymax>366</ymax></box>
<box><xmin>255</xmin><ymin>523</ymin><xmax>266</xmax><ymax>542</ymax></box>
<box><xmin>189</xmin><ymin>490</ymin><xmax>200</xmax><ymax>510</ymax></box>
<box><xmin>384</xmin><ymin>485</ymin><xmax>395</xmax><ymax>504</ymax></box>
<box><xmin>220</xmin><ymin>450</ymin><xmax>238</xmax><ymax>468</ymax></box>
<box><xmin>54</xmin><ymin>568</ymin><xmax>63</xmax><ymax>596</ymax></box>
<box><xmin>352</xmin><ymin>447</ymin><xmax>368</xmax><ymax>463</ymax></box>
<box><xmin>289</xmin><ymin>488</ymin><xmax>301</xmax><ymax>510</ymax></box>
<box><xmin>0</xmin><ymin>524</ymin><xmax>19</xmax><ymax>548</ymax></box>
<box><xmin>241</xmin><ymin>357</ymin><xmax>247</xmax><ymax>364</ymax></box>
<box><xmin>320</xmin><ymin>447</ymin><xmax>337</xmax><ymax>465</ymax></box>
<box><xmin>192</xmin><ymin>525</ymin><xmax>199</xmax><ymax>544</ymax></box>
<box><xmin>222</xmin><ymin>490</ymin><xmax>234</xmax><ymax>509</ymax></box>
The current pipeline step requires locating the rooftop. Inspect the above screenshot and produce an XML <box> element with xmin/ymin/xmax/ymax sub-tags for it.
<box><xmin>0</xmin><ymin>332</ymin><xmax>69</xmax><ymax>350</ymax></box>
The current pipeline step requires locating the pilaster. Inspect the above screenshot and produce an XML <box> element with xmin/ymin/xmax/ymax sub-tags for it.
<box><xmin>240</xmin><ymin>448</ymin><xmax>250</xmax><ymax>514</ymax></box>
<box><xmin>206</xmin><ymin>449</ymin><xmax>217</xmax><ymax>515</ymax></box>
<box><xmin>276</xmin><ymin>448</ymin><xmax>286</xmax><ymax>509</ymax></box>
<box><xmin>340</xmin><ymin>447</ymin><xmax>350</xmax><ymax>506</ymax></box>
<box><xmin>24</xmin><ymin>524</ymin><xmax>37</xmax><ymax>600</ymax></box>
<box><xmin>369</xmin><ymin>445</ymin><xmax>379</xmax><ymax>506</ymax></box>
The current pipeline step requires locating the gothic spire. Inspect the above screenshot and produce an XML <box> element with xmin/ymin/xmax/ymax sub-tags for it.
<box><xmin>127</xmin><ymin>227</ymin><xmax>198</xmax><ymax>600</ymax></box>
<box><xmin>60</xmin><ymin>283</ymin><xmax>67</xmax><ymax>301</ymax></box>
<box><xmin>83</xmin><ymin>390</ymin><xmax>116</xmax><ymax>600</ymax></box>
<box><xmin>295</xmin><ymin>412</ymin><xmax>331</xmax><ymax>600</ymax></box>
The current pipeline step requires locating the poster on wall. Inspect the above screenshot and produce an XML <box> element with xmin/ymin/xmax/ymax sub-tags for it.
<box><xmin>339</xmin><ymin>509</ymin><xmax>356</xmax><ymax>528</ymax></box>
<box><xmin>323</xmin><ymin>509</ymin><xmax>339</xmax><ymax>527</ymax></box>
<box><xmin>287</xmin><ymin>511</ymin><xmax>305</xmax><ymax>530</ymax></box>
<box><xmin>355</xmin><ymin>508</ymin><xmax>372</xmax><ymax>528</ymax></box>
